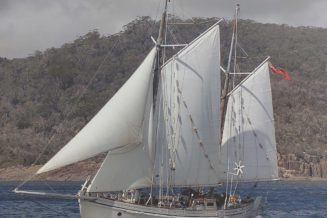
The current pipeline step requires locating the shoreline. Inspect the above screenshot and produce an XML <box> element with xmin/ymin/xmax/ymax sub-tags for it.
<box><xmin>1</xmin><ymin>165</ymin><xmax>327</xmax><ymax>182</ymax></box>
<box><xmin>280</xmin><ymin>177</ymin><xmax>327</xmax><ymax>182</ymax></box>
<box><xmin>0</xmin><ymin>161</ymin><xmax>100</xmax><ymax>182</ymax></box>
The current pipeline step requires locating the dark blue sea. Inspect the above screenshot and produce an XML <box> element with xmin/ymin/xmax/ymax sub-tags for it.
<box><xmin>0</xmin><ymin>181</ymin><xmax>326</xmax><ymax>218</ymax></box>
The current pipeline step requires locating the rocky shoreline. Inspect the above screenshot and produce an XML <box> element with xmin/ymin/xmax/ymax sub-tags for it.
<box><xmin>0</xmin><ymin>160</ymin><xmax>101</xmax><ymax>182</ymax></box>
<box><xmin>278</xmin><ymin>153</ymin><xmax>327</xmax><ymax>179</ymax></box>
<box><xmin>1</xmin><ymin>153</ymin><xmax>327</xmax><ymax>182</ymax></box>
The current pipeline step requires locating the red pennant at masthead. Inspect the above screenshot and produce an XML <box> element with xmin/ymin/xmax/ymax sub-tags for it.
<box><xmin>269</xmin><ymin>64</ymin><xmax>291</xmax><ymax>80</ymax></box>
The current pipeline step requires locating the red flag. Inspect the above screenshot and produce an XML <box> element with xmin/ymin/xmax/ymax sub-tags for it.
<box><xmin>269</xmin><ymin>64</ymin><xmax>291</xmax><ymax>80</ymax></box>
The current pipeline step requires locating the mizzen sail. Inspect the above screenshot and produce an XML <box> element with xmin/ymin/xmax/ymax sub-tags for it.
<box><xmin>221</xmin><ymin>62</ymin><xmax>278</xmax><ymax>181</ymax></box>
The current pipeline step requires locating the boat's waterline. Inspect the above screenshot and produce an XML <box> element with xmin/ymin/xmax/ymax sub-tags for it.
<box><xmin>79</xmin><ymin>197</ymin><xmax>262</xmax><ymax>218</ymax></box>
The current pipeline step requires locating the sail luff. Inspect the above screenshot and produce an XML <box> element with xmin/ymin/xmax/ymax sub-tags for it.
<box><xmin>38</xmin><ymin>47</ymin><xmax>157</xmax><ymax>174</ymax></box>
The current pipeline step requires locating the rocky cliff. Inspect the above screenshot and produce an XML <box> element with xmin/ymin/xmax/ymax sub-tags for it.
<box><xmin>279</xmin><ymin>153</ymin><xmax>327</xmax><ymax>179</ymax></box>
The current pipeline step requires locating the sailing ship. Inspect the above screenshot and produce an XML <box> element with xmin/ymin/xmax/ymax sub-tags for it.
<box><xmin>15</xmin><ymin>2</ymin><xmax>279</xmax><ymax>218</ymax></box>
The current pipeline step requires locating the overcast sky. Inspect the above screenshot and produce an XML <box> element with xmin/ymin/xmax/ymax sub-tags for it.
<box><xmin>1</xmin><ymin>0</ymin><xmax>326</xmax><ymax>58</ymax></box>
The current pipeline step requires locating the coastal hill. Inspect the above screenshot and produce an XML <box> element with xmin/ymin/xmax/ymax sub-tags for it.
<box><xmin>0</xmin><ymin>17</ymin><xmax>326</xmax><ymax>179</ymax></box>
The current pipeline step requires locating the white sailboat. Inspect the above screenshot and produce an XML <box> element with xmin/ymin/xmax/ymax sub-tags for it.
<box><xmin>15</xmin><ymin>2</ymin><xmax>278</xmax><ymax>218</ymax></box>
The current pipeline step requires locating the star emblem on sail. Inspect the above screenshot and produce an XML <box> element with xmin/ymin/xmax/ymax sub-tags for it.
<box><xmin>233</xmin><ymin>161</ymin><xmax>245</xmax><ymax>176</ymax></box>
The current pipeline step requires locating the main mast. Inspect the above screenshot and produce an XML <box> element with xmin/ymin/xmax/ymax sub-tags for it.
<box><xmin>152</xmin><ymin>0</ymin><xmax>169</xmax><ymax>205</ymax></box>
<box><xmin>220</xmin><ymin>4</ymin><xmax>240</xmax><ymax>142</ymax></box>
<box><xmin>153</xmin><ymin>0</ymin><xmax>169</xmax><ymax>107</ymax></box>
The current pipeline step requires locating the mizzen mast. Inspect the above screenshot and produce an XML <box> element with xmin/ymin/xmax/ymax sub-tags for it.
<box><xmin>157</xmin><ymin>0</ymin><xmax>169</xmax><ymax>45</ymax></box>
<box><xmin>220</xmin><ymin>4</ymin><xmax>240</xmax><ymax>143</ymax></box>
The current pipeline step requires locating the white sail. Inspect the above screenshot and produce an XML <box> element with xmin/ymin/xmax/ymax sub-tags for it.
<box><xmin>38</xmin><ymin>47</ymin><xmax>157</xmax><ymax>174</ymax></box>
<box><xmin>87</xmin><ymin>144</ymin><xmax>153</xmax><ymax>192</ymax></box>
<box><xmin>221</xmin><ymin>62</ymin><xmax>278</xmax><ymax>181</ymax></box>
<box><xmin>158</xmin><ymin>24</ymin><xmax>224</xmax><ymax>187</ymax></box>
<box><xmin>88</xmin><ymin>68</ymin><xmax>155</xmax><ymax>192</ymax></box>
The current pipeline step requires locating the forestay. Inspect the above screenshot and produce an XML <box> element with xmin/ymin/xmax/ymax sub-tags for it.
<box><xmin>38</xmin><ymin>47</ymin><xmax>157</xmax><ymax>174</ymax></box>
<box><xmin>159</xmin><ymin>24</ymin><xmax>224</xmax><ymax>187</ymax></box>
<box><xmin>221</xmin><ymin>62</ymin><xmax>278</xmax><ymax>181</ymax></box>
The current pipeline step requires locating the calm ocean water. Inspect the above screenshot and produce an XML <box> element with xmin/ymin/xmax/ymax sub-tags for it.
<box><xmin>0</xmin><ymin>180</ymin><xmax>326</xmax><ymax>218</ymax></box>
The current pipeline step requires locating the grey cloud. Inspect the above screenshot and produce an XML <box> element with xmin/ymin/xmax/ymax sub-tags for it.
<box><xmin>174</xmin><ymin>0</ymin><xmax>326</xmax><ymax>26</ymax></box>
<box><xmin>0</xmin><ymin>0</ymin><xmax>326</xmax><ymax>58</ymax></box>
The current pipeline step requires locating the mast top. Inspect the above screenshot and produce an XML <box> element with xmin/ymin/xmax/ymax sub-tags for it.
<box><xmin>156</xmin><ymin>0</ymin><xmax>169</xmax><ymax>45</ymax></box>
<box><xmin>220</xmin><ymin>3</ymin><xmax>241</xmax><ymax>143</ymax></box>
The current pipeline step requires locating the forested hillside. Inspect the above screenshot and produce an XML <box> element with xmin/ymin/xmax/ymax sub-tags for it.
<box><xmin>0</xmin><ymin>17</ymin><xmax>326</xmax><ymax>170</ymax></box>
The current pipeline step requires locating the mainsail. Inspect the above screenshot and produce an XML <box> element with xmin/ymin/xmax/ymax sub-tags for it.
<box><xmin>89</xmin><ymin>23</ymin><xmax>223</xmax><ymax>191</ymax></box>
<box><xmin>157</xmin><ymin>24</ymin><xmax>224</xmax><ymax>187</ymax></box>
<box><xmin>221</xmin><ymin>62</ymin><xmax>278</xmax><ymax>181</ymax></box>
<box><xmin>38</xmin><ymin>47</ymin><xmax>157</xmax><ymax>174</ymax></box>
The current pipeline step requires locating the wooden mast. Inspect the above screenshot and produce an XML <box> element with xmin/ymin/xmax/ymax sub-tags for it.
<box><xmin>153</xmin><ymin>0</ymin><xmax>169</xmax><ymax>107</ymax></box>
<box><xmin>157</xmin><ymin>0</ymin><xmax>169</xmax><ymax>45</ymax></box>
<box><xmin>220</xmin><ymin>4</ymin><xmax>240</xmax><ymax>143</ymax></box>
<box><xmin>152</xmin><ymin>0</ymin><xmax>169</xmax><ymax>206</ymax></box>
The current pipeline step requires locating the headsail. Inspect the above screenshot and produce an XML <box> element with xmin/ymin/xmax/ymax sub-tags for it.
<box><xmin>38</xmin><ymin>47</ymin><xmax>157</xmax><ymax>174</ymax></box>
<box><xmin>158</xmin><ymin>24</ymin><xmax>224</xmax><ymax>187</ymax></box>
<box><xmin>87</xmin><ymin>64</ymin><xmax>155</xmax><ymax>192</ymax></box>
<box><xmin>87</xmin><ymin>143</ymin><xmax>154</xmax><ymax>192</ymax></box>
<box><xmin>221</xmin><ymin>62</ymin><xmax>278</xmax><ymax>181</ymax></box>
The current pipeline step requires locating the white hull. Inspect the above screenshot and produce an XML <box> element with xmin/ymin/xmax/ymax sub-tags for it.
<box><xmin>79</xmin><ymin>197</ymin><xmax>262</xmax><ymax>218</ymax></box>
